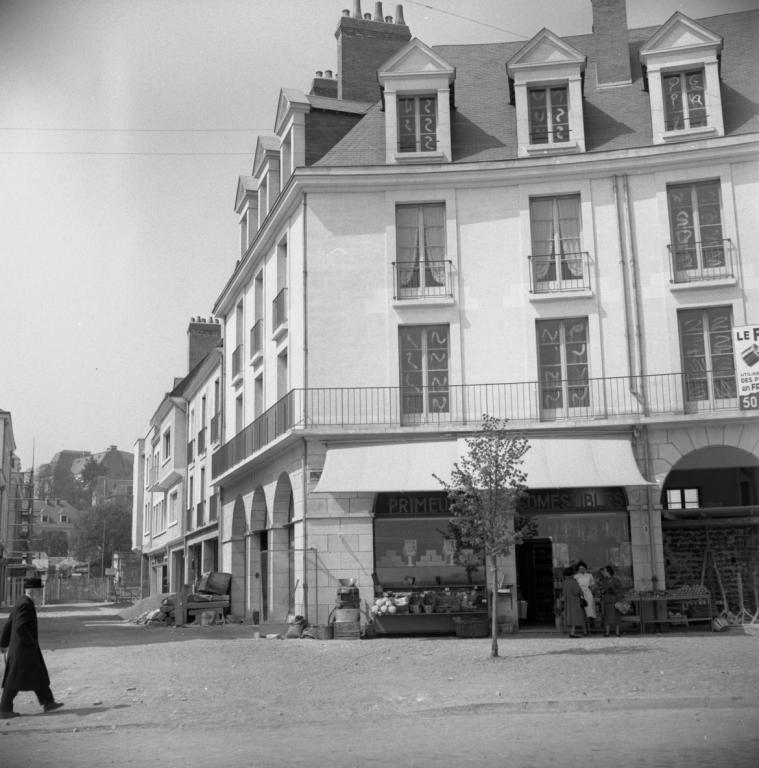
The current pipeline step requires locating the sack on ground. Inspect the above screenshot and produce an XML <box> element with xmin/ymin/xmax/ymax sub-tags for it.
<box><xmin>712</xmin><ymin>616</ymin><xmax>729</xmax><ymax>632</ymax></box>
<box><xmin>614</xmin><ymin>600</ymin><xmax>633</xmax><ymax>615</ymax></box>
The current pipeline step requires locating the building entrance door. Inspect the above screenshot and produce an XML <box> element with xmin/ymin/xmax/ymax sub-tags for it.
<box><xmin>516</xmin><ymin>538</ymin><xmax>555</xmax><ymax>625</ymax></box>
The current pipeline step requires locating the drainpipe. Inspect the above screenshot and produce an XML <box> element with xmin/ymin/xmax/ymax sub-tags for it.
<box><xmin>301</xmin><ymin>194</ymin><xmax>310</xmax><ymax>622</ymax></box>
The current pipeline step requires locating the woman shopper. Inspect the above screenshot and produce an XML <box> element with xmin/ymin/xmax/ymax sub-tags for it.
<box><xmin>598</xmin><ymin>565</ymin><xmax>623</xmax><ymax>637</ymax></box>
<box><xmin>573</xmin><ymin>561</ymin><xmax>596</xmax><ymax>632</ymax></box>
<box><xmin>562</xmin><ymin>563</ymin><xmax>586</xmax><ymax>638</ymax></box>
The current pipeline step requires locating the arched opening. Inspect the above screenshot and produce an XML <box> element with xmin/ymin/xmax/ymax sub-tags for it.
<box><xmin>661</xmin><ymin>446</ymin><xmax>759</xmax><ymax>616</ymax></box>
<box><xmin>269</xmin><ymin>473</ymin><xmax>294</xmax><ymax>621</ymax></box>
<box><xmin>229</xmin><ymin>495</ymin><xmax>247</xmax><ymax>616</ymax></box>
<box><xmin>250</xmin><ymin>486</ymin><xmax>267</xmax><ymax>622</ymax></box>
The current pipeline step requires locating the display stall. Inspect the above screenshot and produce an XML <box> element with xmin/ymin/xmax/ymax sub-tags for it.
<box><xmin>623</xmin><ymin>586</ymin><xmax>713</xmax><ymax>634</ymax></box>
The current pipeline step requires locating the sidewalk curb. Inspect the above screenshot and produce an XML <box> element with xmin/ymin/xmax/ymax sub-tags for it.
<box><xmin>420</xmin><ymin>695</ymin><xmax>759</xmax><ymax>717</ymax></box>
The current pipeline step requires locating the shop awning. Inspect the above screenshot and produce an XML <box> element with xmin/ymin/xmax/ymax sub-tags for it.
<box><xmin>315</xmin><ymin>440</ymin><xmax>458</xmax><ymax>493</ymax></box>
<box><xmin>315</xmin><ymin>435</ymin><xmax>651</xmax><ymax>494</ymax></box>
<box><xmin>509</xmin><ymin>436</ymin><xmax>652</xmax><ymax>488</ymax></box>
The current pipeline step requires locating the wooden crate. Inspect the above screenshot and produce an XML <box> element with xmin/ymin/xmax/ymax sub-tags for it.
<box><xmin>333</xmin><ymin>620</ymin><xmax>361</xmax><ymax>639</ymax></box>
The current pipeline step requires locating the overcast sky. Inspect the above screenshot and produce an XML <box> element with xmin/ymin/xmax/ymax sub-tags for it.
<box><xmin>1</xmin><ymin>0</ymin><xmax>756</xmax><ymax>470</ymax></box>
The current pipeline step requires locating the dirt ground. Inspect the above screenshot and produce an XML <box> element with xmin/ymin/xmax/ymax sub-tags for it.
<box><xmin>1</xmin><ymin>603</ymin><xmax>759</xmax><ymax>767</ymax></box>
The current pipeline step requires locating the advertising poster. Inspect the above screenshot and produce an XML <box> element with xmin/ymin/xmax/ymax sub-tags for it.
<box><xmin>732</xmin><ymin>324</ymin><xmax>759</xmax><ymax>410</ymax></box>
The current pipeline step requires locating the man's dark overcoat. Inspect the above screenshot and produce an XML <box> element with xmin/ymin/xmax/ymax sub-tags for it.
<box><xmin>1</xmin><ymin>595</ymin><xmax>51</xmax><ymax>691</ymax></box>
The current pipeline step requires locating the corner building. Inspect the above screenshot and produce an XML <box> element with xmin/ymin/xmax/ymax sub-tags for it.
<box><xmin>203</xmin><ymin>1</ymin><xmax>759</xmax><ymax>630</ymax></box>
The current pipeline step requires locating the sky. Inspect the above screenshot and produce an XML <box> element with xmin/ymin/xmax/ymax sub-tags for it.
<box><xmin>1</xmin><ymin>0</ymin><xmax>757</xmax><ymax>470</ymax></box>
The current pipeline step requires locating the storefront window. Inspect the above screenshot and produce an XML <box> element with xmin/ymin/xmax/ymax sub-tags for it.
<box><xmin>373</xmin><ymin>492</ymin><xmax>485</xmax><ymax>588</ymax></box>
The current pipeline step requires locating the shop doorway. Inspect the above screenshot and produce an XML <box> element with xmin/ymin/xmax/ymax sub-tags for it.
<box><xmin>516</xmin><ymin>538</ymin><xmax>555</xmax><ymax>625</ymax></box>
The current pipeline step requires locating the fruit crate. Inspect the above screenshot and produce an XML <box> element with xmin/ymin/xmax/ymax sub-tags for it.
<box><xmin>453</xmin><ymin>616</ymin><xmax>490</xmax><ymax>638</ymax></box>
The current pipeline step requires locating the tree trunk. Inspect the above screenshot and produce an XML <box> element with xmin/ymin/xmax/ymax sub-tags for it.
<box><xmin>490</xmin><ymin>554</ymin><xmax>499</xmax><ymax>657</ymax></box>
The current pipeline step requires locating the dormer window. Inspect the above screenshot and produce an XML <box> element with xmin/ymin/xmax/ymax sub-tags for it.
<box><xmin>378</xmin><ymin>39</ymin><xmax>455</xmax><ymax>164</ymax></box>
<box><xmin>662</xmin><ymin>70</ymin><xmax>706</xmax><ymax>131</ymax></box>
<box><xmin>639</xmin><ymin>12</ymin><xmax>723</xmax><ymax>145</ymax></box>
<box><xmin>506</xmin><ymin>29</ymin><xmax>586</xmax><ymax>157</ymax></box>
<box><xmin>398</xmin><ymin>95</ymin><xmax>437</xmax><ymax>153</ymax></box>
<box><xmin>528</xmin><ymin>86</ymin><xmax>569</xmax><ymax>144</ymax></box>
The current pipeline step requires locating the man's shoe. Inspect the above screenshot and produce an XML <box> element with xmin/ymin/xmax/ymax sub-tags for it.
<box><xmin>0</xmin><ymin>711</ymin><xmax>19</xmax><ymax>719</ymax></box>
<box><xmin>43</xmin><ymin>702</ymin><xmax>64</xmax><ymax>713</ymax></box>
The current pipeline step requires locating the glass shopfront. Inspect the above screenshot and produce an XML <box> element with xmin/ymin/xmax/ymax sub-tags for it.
<box><xmin>373</xmin><ymin>492</ymin><xmax>485</xmax><ymax>588</ymax></box>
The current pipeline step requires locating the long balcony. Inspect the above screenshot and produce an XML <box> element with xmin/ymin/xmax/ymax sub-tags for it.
<box><xmin>211</xmin><ymin>371</ymin><xmax>743</xmax><ymax>480</ymax></box>
<box><xmin>667</xmin><ymin>239</ymin><xmax>734</xmax><ymax>284</ymax></box>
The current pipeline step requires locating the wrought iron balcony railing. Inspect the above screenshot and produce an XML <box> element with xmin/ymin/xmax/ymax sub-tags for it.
<box><xmin>528</xmin><ymin>252</ymin><xmax>591</xmax><ymax>293</ymax></box>
<box><xmin>211</xmin><ymin>371</ymin><xmax>739</xmax><ymax>480</ymax></box>
<box><xmin>667</xmin><ymin>239</ymin><xmax>733</xmax><ymax>283</ymax></box>
<box><xmin>393</xmin><ymin>260</ymin><xmax>453</xmax><ymax>300</ymax></box>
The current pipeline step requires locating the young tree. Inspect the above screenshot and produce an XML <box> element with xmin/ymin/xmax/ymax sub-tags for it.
<box><xmin>70</xmin><ymin>501</ymin><xmax>132</xmax><ymax>574</ymax></box>
<box><xmin>76</xmin><ymin>457</ymin><xmax>109</xmax><ymax>507</ymax></box>
<box><xmin>436</xmin><ymin>415</ymin><xmax>530</xmax><ymax>657</ymax></box>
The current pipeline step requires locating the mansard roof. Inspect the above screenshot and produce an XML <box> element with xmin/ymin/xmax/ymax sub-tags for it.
<box><xmin>315</xmin><ymin>10</ymin><xmax>758</xmax><ymax>166</ymax></box>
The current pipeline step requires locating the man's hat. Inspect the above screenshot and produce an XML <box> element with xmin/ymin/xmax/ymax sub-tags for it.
<box><xmin>23</xmin><ymin>577</ymin><xmax>43</xmax><ymax>590</ymax></box>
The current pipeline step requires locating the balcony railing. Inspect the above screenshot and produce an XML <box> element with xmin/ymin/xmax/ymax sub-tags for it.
<box><xmin>187</xmin><ymin>439</ymin><xmax>194</xmax><ymax>464</ymax></box>
<box><xmin>211</xmin><ymin>371</ymin><xmax>740</xmax><ymax>479</ymax></box>
<box><xmin>196</xmin><ymin>501</ymin><xmax>205</xmax><ymax>529</ymax></box>
<box><xmin>232</xmin><ymin>344</ymin><xmax>243</xmax><ymax>379</ymax></box>
<box><xmin>272</xmin><ymin>287</ymin><xmax>288</xmax><ymax>332</ymax></box>
<box><xmin>250</xmin><ymin>319</ymin><xmax>263</xmax><ymax>359</ymax></box>
<box><xmin>667</xmin><ymin>239</ymin><xmax>733</xmax><ymax>284</ymax></box>
<box><xmin>210</xmin><ymin>412</ymin><xmax>221</xmax><ymax>444</ymax></box>
<box><xmin>197</xmin><ymin>427</ymin><xmax>206</xmax><ymax>456</ymax></box>
<box><xmin>393</xmin><ymin>260</ymin><xmax>453</xmax><ymax>300</ymax></box>
<box><xmin>528</xmin><ymin>252</ymin><xmax>591</xmax><ymax>294</ymax></box>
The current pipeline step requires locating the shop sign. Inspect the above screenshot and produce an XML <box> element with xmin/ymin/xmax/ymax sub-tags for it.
<box><xmin>521</xmin><ymin>487</ymin><xmax>627</xmax><ymax>511</ymax></box>
<box><xmin>374</xmin><ymin>492</ymin><xmax>450</xmax><ymax>517</ymax></box>
<box><xmin>732</xmin><ymin>324</ymin><xmax>759</xmax><ymax>410</ymax></box>
<box><xmin>150</xmin><ymin>554</ymin><xmax>165</xmax><ymax>566</ymax></box>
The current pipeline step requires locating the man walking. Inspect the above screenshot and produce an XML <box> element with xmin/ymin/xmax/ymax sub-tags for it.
<box><xmin>1</xmin><ymin>576</ymin><xmax>63</xmax><ymax>718</ymax></box>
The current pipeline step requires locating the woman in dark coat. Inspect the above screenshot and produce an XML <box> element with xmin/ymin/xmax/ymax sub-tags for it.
<box><xmin>598</xmin><ymin>565</ymin><xmax>623</xmax><ymax>637</ymax></box>
<box><xmin>562</xmin><ymin>563</ymin><xmax>586</xmax><ymax>637</ymax></box>
<box><xmin>1</xmin><ymin>577</ymin><xmax>63</xmax><ymax>718</ymax></box>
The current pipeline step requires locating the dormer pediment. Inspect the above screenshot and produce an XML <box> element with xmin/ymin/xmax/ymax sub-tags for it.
<box><xmin>378</xmin><ymin>38</ymin><xmax>455</xmax><ymax>84</ymax></box>
<box><xmin>252</xmin><ymin>135</ymin><xmax>280</xmax><ymax>179</ymax></box>
<box><xmin>274</xmin><ymin>88</ymin><xmax>310</xmax><ymax>136</ymax></box>
<box><xmin>234</xmin><ymin>175</ymin><xmax>257</xmax><ymax>214</ymax></box>
<box><xmin>640</xmin><ymin>12</ymin><xmax>723</xmax><ymax>61</ymax></box>
<box><xmin>507</xmin><ymin>28</ymin><xmax>586</xmax><ymax>75</ymax></box>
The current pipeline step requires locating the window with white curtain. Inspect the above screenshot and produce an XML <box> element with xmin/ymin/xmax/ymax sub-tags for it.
<box><xmin>395</xmin><ymin>204</ymin><xmax>446</xmax><ymax>298</ymax></box>
<box><xmin>529</xmin><ymin>195</ymin><xmax>583</xmax><ymax>290</ymax></box>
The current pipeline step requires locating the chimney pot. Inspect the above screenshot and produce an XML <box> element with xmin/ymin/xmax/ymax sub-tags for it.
<box><xmin>325</xmin><ymin>69</ymin><xmax>333</xmax><ymax>78</ymax></box>
<box><xmin>395</xmin><ymin>4</ymin><xmax>405</xmax><ymax>24</ymax></box>
<box><xmin>374</xmin><ymin>1</ymin><xmax>383</xmax><ymax>21</ymax></box>
<box><xmin>364</xmin><ymin>12</ymin><xmax>371</xmax><ymax>19</ymax></box>
<box><xmin>315</xmin><ymin>70</ymin><xmax>323</xmax><ymax>77</ymax></box>
<box><xmin>352</xmin><ymin>0</ymin><xmax>361</xmax><ymax>19</ymax></box>
<box><xmin>342</xmin><ymin>8</ymin><xmax>350</xmax><ymax>16</ymax></box>
<box><xmin>385</xmin><ymin>15</ymin><xmax>392</xmax><ymax>22</ymax></box>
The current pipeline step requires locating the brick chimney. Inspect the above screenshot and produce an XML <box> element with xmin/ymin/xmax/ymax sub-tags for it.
<box><xmin>187</xmin><ymin>317</ymin><xmax>221</xmax><ymax>372</ymax></box>
<box><xmin>591</xmin><ymin>0</ymin><xmax>632</xmax><ymax>87</ymax></box>
<box><xmin>336</xmin><ymin>1</ymin><xmax>411</xmax><ymax>102</ymax></box>
<box><xmin>309</xmin><ymin>69</ymin><xmax>338</xmax><ymax>98</ymax></box>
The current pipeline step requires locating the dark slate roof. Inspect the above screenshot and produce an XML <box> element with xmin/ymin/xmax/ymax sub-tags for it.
<box><xmin>316</xmin><ymin>10</ymin><xmax>759</xmax><ymax>167</ymax></box>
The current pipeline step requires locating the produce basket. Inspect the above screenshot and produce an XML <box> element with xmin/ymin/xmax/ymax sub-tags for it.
<box><xmin>453</xmin><ymin>616</ymin><xmax>490</xmax><ymax>638</ymax></box>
